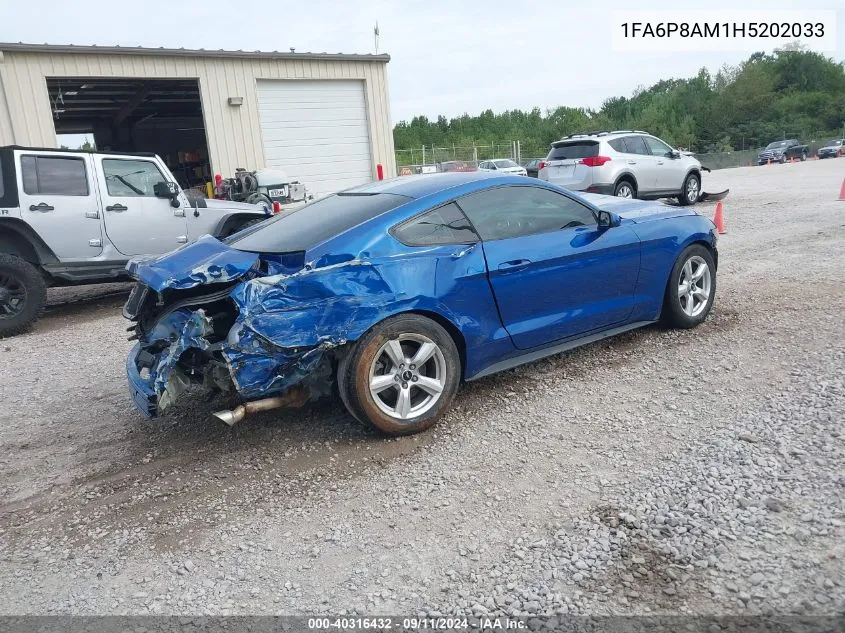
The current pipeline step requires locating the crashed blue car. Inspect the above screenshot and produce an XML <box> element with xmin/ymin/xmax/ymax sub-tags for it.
<box><xmin>124</xmin><ymin>172</ymin><xmax>718</xmax><ymax>435</ymax></box>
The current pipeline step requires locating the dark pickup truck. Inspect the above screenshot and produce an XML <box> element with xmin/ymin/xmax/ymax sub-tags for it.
<box><xmin>757</xmin><ymin>139</ymin><xmax>808</xmax><ymax>165</ymax></box>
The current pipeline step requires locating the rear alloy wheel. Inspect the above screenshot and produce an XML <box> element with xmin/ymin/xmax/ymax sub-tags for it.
<box><xmin>338</xmin><ymin>314</ymin><xmax>460</xmax><ymax>435</ymax></box>
<box><xmin>800</xmin><ymin>152</ymin><xmax>807</xmax><ymax>162</ymax></box>
<box><xmin>614</xmin><ymin>180</ymin><xmax>636</xmax><ymax>199</ymax></box>
<box><xmin>0</xmin><ymin>254</ymin><xmax>47</xmax><ymax>338</ymax></box>
<box><xmin>678</xmin><ymin>173</ymin><xmax>700</xmax><ymax>206</ymax></box>
<box><xmin>661</xmin><ymin>245</ymin><xmax>716</xmax><ymax>329</ymax></box>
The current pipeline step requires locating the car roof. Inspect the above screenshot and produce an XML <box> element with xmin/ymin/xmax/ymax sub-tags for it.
<box><xmin>0</xmin><ymin>145</ymin><xmax>157</xmax><ymax>157</ymax></box>
<box><xmin>343</xmin><ymin>171</ymin><xmax>504</xmax><ymax>199</ymax></box>
<box><xmin>553</xmin><ymin>130</ymin><xmax>651</xmax><ymax>145</ymax></box>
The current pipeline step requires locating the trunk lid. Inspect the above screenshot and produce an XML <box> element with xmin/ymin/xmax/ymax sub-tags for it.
<box><xmin>125</xmin><ymin>234</ymin><xmax>262</xmax><ymax>292</ymax></box>
<box><xmin>542</xmin><ymin>140</ymin><xmax>597</xmax><ymax>190</ymax></box>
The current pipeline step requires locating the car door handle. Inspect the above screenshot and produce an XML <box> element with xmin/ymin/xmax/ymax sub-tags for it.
<box><xmin>626</xmin><ymin>160</ymin><xmax>636</xmax><ymax>165</ymax></box>
<box><xmin>657</xmin><ymin>161</ymin><xmax>665</xmax><ymax>165</ymax></box>
<box><xmin>106</xmin><ymin>204</ymin><xmax>128</xmax><ymax>212</ymax></box>
<box><xmin>498</xmin><ymin>259</ymin><xmax>531</xmax><ymax>271</ymax></box>
<box><xmin>29</xmin><ymin>203</ymin><xmax>54</xmax><ymax>212</ymax></box>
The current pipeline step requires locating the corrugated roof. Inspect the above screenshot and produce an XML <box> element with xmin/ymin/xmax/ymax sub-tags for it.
<box><xmin>0</xmin><ymin>42</ymin><xmax>390</xmax><ymax>62</ymax></box>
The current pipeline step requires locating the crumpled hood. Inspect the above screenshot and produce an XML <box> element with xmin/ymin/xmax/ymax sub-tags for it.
<box><xmin>579</xmin><ymin>193</ymin><xmax>697</xmax><ymax>223</ymax></box>
<box><xmin>126</xmin><ymin>234</ymin><xmax>260</xmax><ymax>292</ymax></box>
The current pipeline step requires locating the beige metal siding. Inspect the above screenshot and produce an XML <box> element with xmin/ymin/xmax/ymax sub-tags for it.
<box><xmin>0</xmin><ymin>50</ymin><xmax>396</xmax><ymax>179</ymax></box>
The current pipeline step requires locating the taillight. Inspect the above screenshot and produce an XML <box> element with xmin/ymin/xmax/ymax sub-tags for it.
<box><xmin>272</xmin><ymin>201</ymin><xmax>281</xmax><ymax>214</ymax></box>
<box><xmin>538</xmin><ymin>161</ymin><xmax>547</xmax><ymax>170</ymax></box>
<box><xmin>581</xmin><ymin>156</ymin><xmax>612</xmax><ymax>167</ymax></box>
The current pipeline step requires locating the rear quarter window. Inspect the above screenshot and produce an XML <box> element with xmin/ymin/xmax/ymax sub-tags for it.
<box><xmin>392</xmin><ymin>202</ymin><xmax>478</xmax><ymax>246</ymax></box>
<box><xmin>547</xmin><ymin>142</ymin><xmax>598</xmax><ymax>161</ymax></box>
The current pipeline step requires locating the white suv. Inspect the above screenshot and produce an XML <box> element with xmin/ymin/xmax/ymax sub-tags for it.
<box><xmin>538</xmin><ymin>131</ymin><xmax>702</xmax><ymax>205</ymax></box>
<box><xmin>0</xmin><ymin>146</ymin><xmax>269</xmax><ymax>337</ymax></box>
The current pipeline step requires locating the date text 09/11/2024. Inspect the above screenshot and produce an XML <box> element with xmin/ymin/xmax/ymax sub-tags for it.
<box><xmin>307</xmin><ymin>617</ymin><xmax>526</xmax><ymax>630</ymax></box>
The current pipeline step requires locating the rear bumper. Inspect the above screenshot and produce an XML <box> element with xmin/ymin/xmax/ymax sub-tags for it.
<box><xmin>583</xmin><ymin>183</ymin><xmax>615</xmax><ymax>195</ymax></box>
<box><xmin>126</xmin><ymin>343</ymin><xmax>157</xmax><ymax>418</ymax></box>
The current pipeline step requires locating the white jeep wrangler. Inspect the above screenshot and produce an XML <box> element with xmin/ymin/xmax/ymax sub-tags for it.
<box><xmin>0</xmin><ymin>146</ymin><xmax>269</xmax><ymax>337</ymax></box>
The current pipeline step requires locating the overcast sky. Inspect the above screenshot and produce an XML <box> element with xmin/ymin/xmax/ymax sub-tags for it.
<box><xmin>2</xmin><ymin>0</ymin><xmax>842</xmax><ymax>124</ymax></box>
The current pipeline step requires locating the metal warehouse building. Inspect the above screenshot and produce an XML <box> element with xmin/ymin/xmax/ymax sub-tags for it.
<box><xmin>0</xmin><ymin>43</ymin><xmax>396</xmax><ymax>194</ymax></box>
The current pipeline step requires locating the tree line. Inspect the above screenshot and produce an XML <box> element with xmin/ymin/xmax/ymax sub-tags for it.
<box><xmin>393</xmin><ymin>48</ymin><xmax>845</xmax><ymax>155</ymax></box>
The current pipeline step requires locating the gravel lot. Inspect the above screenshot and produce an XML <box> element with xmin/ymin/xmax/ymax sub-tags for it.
<box><xmin>0</xmin><ymin>160</ymin><xmax>842</xmax><ymax>617</ymax></box>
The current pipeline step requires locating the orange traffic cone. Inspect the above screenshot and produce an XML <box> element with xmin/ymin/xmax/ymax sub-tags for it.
<box><xmin>838</xmin><ymin>179</ymin><xmax>845</xmax><ymax>201</ymax></box>
<box><xmin>713</xmin><ymin>201</ymin><xmax>726</xmax><ymax>234</ymax></box>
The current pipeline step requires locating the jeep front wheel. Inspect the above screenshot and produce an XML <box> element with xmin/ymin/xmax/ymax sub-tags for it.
<box><xmin>0</xmin><ymin>254</ymin><xmax>46</xmax><ymax>338</ymax></box>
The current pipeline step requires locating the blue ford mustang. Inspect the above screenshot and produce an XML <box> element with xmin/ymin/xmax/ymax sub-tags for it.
<box><xmin>124</xmin><ymin>172</ymin><xmax>718</xmax><ymax>435</ymax></box>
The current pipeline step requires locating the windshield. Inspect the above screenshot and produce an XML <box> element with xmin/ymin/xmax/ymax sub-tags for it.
<box><xmin>493</xmin><ymin>159</ymin><xmax>518</xmax><ymax>168</ymax></box>
<box><xmin>828</xmin><ymin>139</ymin><xmax>842</xmax><ymax>146</ymax></box>
<box><xmin>766</xmin><ymin>141</ymin><xmax>789</xmax><ymax>149</ymax></box>
<box><xmin>227</xmin><ymin>192</ymin><xmax>411</xmax><ymax>253</ymax></box>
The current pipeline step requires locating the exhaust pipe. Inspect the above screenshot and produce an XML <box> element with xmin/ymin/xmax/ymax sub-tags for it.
<box><xmin>212</xmin><ymin>386</ymin><xmax>309</xmax><ymax>426</ymax></box>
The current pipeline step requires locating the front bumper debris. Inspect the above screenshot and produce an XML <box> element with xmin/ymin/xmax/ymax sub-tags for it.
<box><xmin>126</xmin><ymin>343</ymin><xmax>157</xmax><ymax>418</ymax></box>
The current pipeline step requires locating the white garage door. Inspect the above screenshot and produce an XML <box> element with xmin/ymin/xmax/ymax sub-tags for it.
<box><xmin>257</xmin><ymin>80</ymin><xmax>373</xmax><ymax>195</ymax></box>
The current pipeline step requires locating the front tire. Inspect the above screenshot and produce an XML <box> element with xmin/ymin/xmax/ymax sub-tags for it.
<box><xmin>0</xmin><ymin>254</ymin><xmax>47</xmax><ymax>338</ymax></box>
<box><xmin>338</xmin><ymin>314</ymin><xmax>461</xmax><ymax>435</ymax></box>
<box><xmin>800</xmin><ymin>151</ymin><xmax>807</xmax><ymax>162</ymax></box>
<box><xmin>661</xmin><ymin>245</ymin><xmax>716</xmax><ymax>329</ymax></box>
<box><xmin>677</xmin><ymin>172</ymin><xmax>700</xmax><ymax>206</ymax></box>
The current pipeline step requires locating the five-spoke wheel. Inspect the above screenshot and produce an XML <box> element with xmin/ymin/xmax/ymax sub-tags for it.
<box><xmin>338</xmin><ymin>314</ymin><xmax>460</xmax><ymax>435</ymax></box>
<box><xmin>662</xmin><ymin>244</ymin><xmax>716</xmax><ymax>329</ymax></box>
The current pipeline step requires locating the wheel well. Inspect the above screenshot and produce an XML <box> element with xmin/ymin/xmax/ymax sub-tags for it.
<box><xmin>615</xmin><ymin>173</ymin><xmax>637</xmax><ymax>193</ymax></box>
<box><xmin>0</xmin><ymin>219</ymin><xmax>53</xmax><ymax>265</ymax></box>
<box><xmin>407</xmin><ymin>310</ymin><xmax>468</xmax><ymax>380</ymax></box>
<box><xmin>689</xmin><ymin>239</ymin><xmax>718</xmax><ymax>270</ymax></box>
<box><xmin>215</xmin><ymin>213</ymin><xmax>267</xmax><ymax>238</ymax></box>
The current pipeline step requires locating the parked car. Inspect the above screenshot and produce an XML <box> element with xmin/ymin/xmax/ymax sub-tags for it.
<box><xmin>757</xmin><ymin>139</ymin><xmax>808</xmax><ymax>165</ymax></box>
<box><xmin>124</xmin><ymin>172</ymin><xmax>718</xmax><ymax>435</ymax></box>
<box><xmin>0</xmin><ymin>146</ymin><xmax>269</xmax><ymax>337</ymax></box>
<box><xmin>478</xmin><ymin>159</ymin><xmax>528</xmax><ymax>176</ymax></box>
<box><xmin>817</xmin><ymin>139</ymin><xmax>845</xmax><ymax>159</ymax></box>
<box><xmin>538</xmin><ymin>131</ymin><xmax>703</xmax><ymax>205</ymax></box>
<box><xmin>437</xmin><ymin>161</ymin><xmax>476</xmax><ymax>173</ymax></box>
<box><xmin>523</xmin><ymin>158</ymin><xmax>543</xmax><ymax>177</ymax></box>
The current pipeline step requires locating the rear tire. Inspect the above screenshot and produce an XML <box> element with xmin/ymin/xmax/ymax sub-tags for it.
<box><xmin>337</xmin><ymin>314</ymin><xmax>461</xmax><ymax>436</ymax></box>
<box><xmin>0</xmin><ymin>254</ymin><xmax>47</xmax><ymax>338</ymax></box>
<box><xmin>661</xmin><ymin>244</ymin><xmax>716</xmax><ymax>329</ymax></box>
<box><xmin>800</xmin><ymin>151</ymin><xmax>807</xmax><ymax>162</ymax></box>
<box><xmin>614</xmin><ymin>179</ymin><xmax>636</xmax><ymax>199</ymax></box>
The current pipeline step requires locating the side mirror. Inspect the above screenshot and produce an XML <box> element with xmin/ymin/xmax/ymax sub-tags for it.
<box><xmin>597</xmin><ymin>210</ymin><xmax>620</xmax><ymax>229</ymax></box>
<box><xmin>154</xmin><ymin>182</ymin><xmax>182</xmax><ymax>208</ymax></box>
<box><xmin>668</xmin><ymin>150</ymin><xmax>681</xmax><ymax>159</ymax></box>
<box><xmin>154</xmin><ymin>181</ymin><xmax>180</xmax><ymax>198</ymax></box>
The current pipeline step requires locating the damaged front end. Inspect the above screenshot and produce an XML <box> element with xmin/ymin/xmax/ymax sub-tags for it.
<box><xmin>124</xmin><ymin>235</ymin><xmax>341</xmax><ymax>421</ymax></box>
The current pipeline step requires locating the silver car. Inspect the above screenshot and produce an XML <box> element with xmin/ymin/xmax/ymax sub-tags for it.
<box><xmin>538</xmin><ymin>131</ymin><xmax>702</xmax><ymax>205</ymax></box>
<box><xmin>477</xmin><ymin>159</ymin><xmax>528</xmax><ymax>176</ymax></box>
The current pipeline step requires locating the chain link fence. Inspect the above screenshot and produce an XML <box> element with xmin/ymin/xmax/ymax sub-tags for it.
<box><xmin>396</xmin><ymin>131</ymin><xmax>844</xmax><ymax>174</ymax></box>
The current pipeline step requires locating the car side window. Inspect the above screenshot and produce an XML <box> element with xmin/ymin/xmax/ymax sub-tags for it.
<box><xmin>623</xmin><ymin>136</ymin><xmax>650</xmax><ymax>156</ymax></box>
<box><xmin>20</xmin><ymin>155</ymin><xmax>89</xmax><ymax>196</ymax></box>
<box><xmin>643</xmin><ymin>136</ymin><xmax>673</xmax><ymax>156</ymax></box>
<box><xmin>608</xmin><ymin>138</ymin><xmax>627</xmax><ymax>153</ymax></box>
<box><xmin>103</xmin><ymin>159</ymin><xmax>168</xmax><ymax>197</ymax></box>
<box><xmin>457</xmin><ymin>186</ymin><xmax>596</xmax><ymax>241</ymax></box>
<box><xmin>392</xmin><ymin>202</ymin><xmax>479</xmax><ymax>246</ymax></box>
